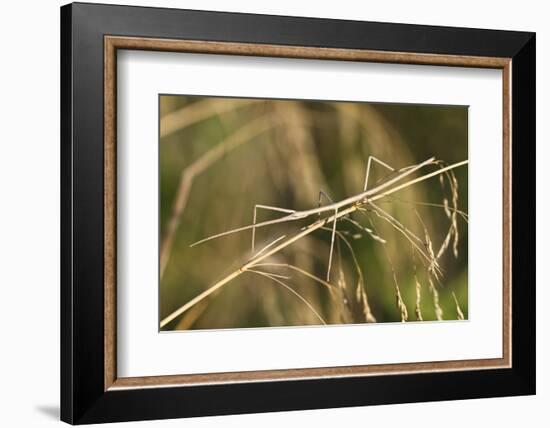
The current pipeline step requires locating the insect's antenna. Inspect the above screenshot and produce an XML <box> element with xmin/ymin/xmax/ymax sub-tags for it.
<box><xmin>364</xmin><ymin>156</ymin><xmax>395</xmax><ymax>192</ymax></box>
<box><xmin>191</xmin><ymin>213</ymin><xmax>294</xmax><ymax>248</ymax></box>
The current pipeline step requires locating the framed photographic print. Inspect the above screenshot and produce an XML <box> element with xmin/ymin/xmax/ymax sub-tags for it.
<box><xmin>60</xmin><ymin>2</ymin><xmax>536</xmax><ymax>424</ymax></box>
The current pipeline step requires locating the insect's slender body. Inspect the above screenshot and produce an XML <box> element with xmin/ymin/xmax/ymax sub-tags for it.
<box><xmin>191</xmin><ymin>156</ymin><xmax>437</xmax><ymax>248</ymax></box>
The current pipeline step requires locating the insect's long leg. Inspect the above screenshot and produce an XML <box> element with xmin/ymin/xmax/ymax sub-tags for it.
<box><xmin>318</xmin><ymin>190</ymin><xmax>333</xmax><ymax>206</ymax></box>
<box><xmin>326</xmin><ymin>207</ymin><xmax>338</xmax><ymax>282</ymax></box>
<box><xmin>318</xmin><ymin>190</ymin><xmax>333</xmax><ymax>217</ymax></box>
<box><xmin>317</xmin><ymin>190</ymin><xmax>338</xmax><ymax>281</ymax></box>
<box><xmin>363</xmin><ymin>156</ymin><xmax>396</xmax><ymax>192</ymax></box>
<box><xmin>252</xmin><ymin>204</ymin><xmax>295</xmax><ymax>254</ymax></box>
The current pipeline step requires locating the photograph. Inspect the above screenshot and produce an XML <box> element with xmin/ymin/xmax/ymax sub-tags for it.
<box><xmin>159</xmin><ymin>95</ymin><xmax>469</xmax><ymax>330</ymax></box>
<box><xmin>56</xmin><ymin>2</ymin><xmax>536</xmax><ymax>424</ymax></box>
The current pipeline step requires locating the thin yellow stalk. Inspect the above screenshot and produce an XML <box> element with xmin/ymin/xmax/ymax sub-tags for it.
<box><xmin>248</xmin><ymin>270</ymin><xmax>327</xmax><ymax>325</ymax></box>
<box><xmin>253</xmin><ymin>263</ymin><xmax>333</xmax><ymax>290</ymax></box>
<box><xmin>161</xmin><ymin>98</ymin><xmax>260</xmax><ymax>139</ymax></box>
<box><xmin>161</xmin><ymin>159</ymin><xmax>467</xmax><ymax>327</ymax></box>
<box><xmin>379</xmin><ymin>198</ymin><xmax>469</xmax><ymax>222</ymax></box>
<box><xmin>160</xmin><ymin>206</ymin><xmax>355</xmax><ymax>327</ymax></box>
<box><xmin>367</xmin><ymin>160</ymin><xmax>468</xmax><ymax>203</ymax></box>
<box><xmin>369</xmin><ymin>202</ymin><xmax>440</xmax><ymax>275</ymax></box>
<box><xmin>160</xmin><ymin>115</ymin><xmax>276</xmax><ymax>277</ymax></box>
<box><xmin>452</xmin><ymin>292</ymin><xmax>465</xmax><ymax>320</ymax></box>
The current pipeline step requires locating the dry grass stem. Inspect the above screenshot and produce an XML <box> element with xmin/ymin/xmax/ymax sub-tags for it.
<box><xmin>380</xmin><ymin>198</ymin><xmax>468</xmax><ymax>223</ymax></box>
<box><xmin>415</xmin><ymin>210</ymin><xmax>444</xmax><ymax>320</ymax></box>
<box><xmin>322</xmin><ymin>226</ymin><xmax>376</xmax><ymax>322</ymax></box>
<box><xmin>247</xmin><ymin>270</ymin><xmax>327</xmax><ymax>325</ymax></box>
<box><xmin>160</xmin><ymin>116</ymin><xmax>278</xmax><ymax>277</ymax></box>
<box><xmin>161</xmin><ymin>157</ymin><xmax>467</xmax><ymax>328</ymax></box>
<box><xmin>161</xmin><ymin>98</ymin><xmax>260</xmax><ymax>139</ymax></box>
<box><xmin>412</xmin><ymin>251</ymin><xmax>424</xmax><ymax>321</ymax></box>
<box><xmin>253</xmin><ymin>263</ymin><xmax>333</xmax><ymax>290</ymax></box>
<box><xmin>435</xmin><ymin>163</ymin><xmax>460</xmax><ymax>260</ymax></box>
<box><xmin>369</xmin><ymin>217</ymin><xmax>409</xmax><ymax>322</ymax></box>
<box><xmin>452</xmin><ymin>292</ymin><xmax>465</xmax><ymax>320</ymax></box>
<box><xmin>369</xmin><ymin>203</ymin><xmax>441</xmax><ymax>276</ymax></box>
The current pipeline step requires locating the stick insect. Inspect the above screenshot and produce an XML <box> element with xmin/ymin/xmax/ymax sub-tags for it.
<box><xmin>161</xmin><ymin>155</ymin><xmax>468</xmax><ymax>328</ymax></box>
<box><xmin>192</xmin><ymin>156</ymin><xmax>437</xmax><ymax>282</ymax></box>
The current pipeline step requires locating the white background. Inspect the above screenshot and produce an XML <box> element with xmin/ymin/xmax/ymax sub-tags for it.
<box><xmin>0</xmin><ymin>0</ymin><xmax>546</xmax><ymax>427</ymax></box>
<box><xmin>118</xmin><ymin>51</ymin><xmax>503</xmax><ymax>377</ymax></box>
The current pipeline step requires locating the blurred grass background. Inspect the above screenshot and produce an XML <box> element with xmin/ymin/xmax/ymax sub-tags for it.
<box><xmin>159</xmin><ymin>95</ymin><xmax>468</xmax><ymax>330</ymax></box>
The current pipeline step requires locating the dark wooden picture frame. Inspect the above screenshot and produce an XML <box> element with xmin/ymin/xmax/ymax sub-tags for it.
<box><xmin>61</xmin><ymin>2</ymin><xmax>535</xmax><ymax>424</ymax></box>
